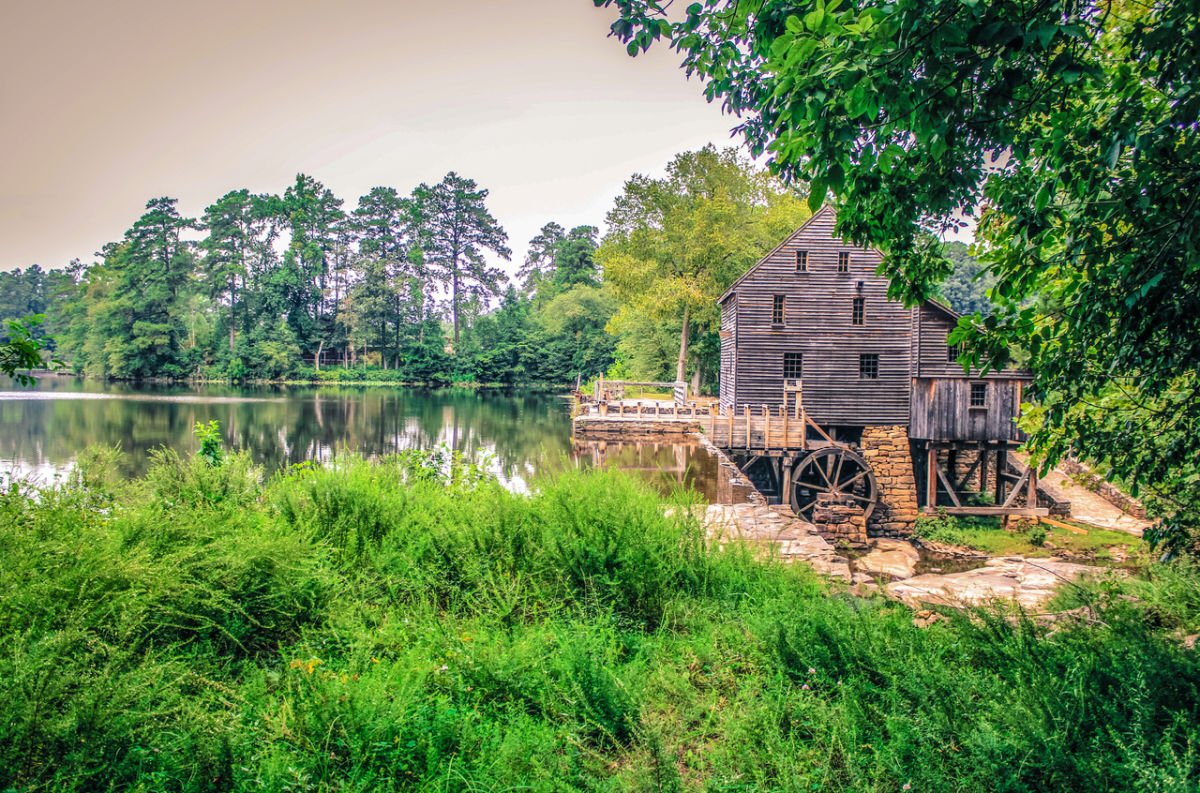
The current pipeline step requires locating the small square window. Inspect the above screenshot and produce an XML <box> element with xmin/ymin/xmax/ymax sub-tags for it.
<box><xmin>795</xmin><ymin>250</ymin><xmax>808</xmax><ymax>272</ymax></box>
<box><xmin>859</xmin><ymin>353</ymin><xmax>879</xmax><ymax>379</ymax></box>
<box><xmin>838</xmin><ymin>251</ymin><xmax>851</xmax><ymax>272</ymax></box>
<box><xmin>772</xmin><ymin>295</ymin><xmax>785</xmax><ymax>325</ymax></box>
<box><xmin>970</xmin><ymin>382</ymin><xmax>988</xmax><ymax>407</ymax></box>
<box><xmin>852</xmin><ymin>297</ymin><xmax>865</xmax><ymax>325</ymax></box>
<box><xmin>783</xmin><ymin>353</ymin><xmax>803</xmax><ymax>380</ymax></box>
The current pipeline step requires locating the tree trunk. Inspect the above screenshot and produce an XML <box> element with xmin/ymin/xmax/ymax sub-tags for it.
<box><xmin>315</xmin><ymin>338</ymin><xmax>324</xmax><ymax>372</ymax></box>
<box><xmin>451</xmin><ymin>271</ymin><xmax>460</xmax><ymax>349</ymax></box>
<box><xmin>675</xmin><ymin>304</ymin><xmax>690</xmax><ymax>383</ymax></box>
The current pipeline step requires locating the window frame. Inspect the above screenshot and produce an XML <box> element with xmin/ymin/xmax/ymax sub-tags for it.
<box><xmin>795</xmin><ymin>250</ymin><xmax>809</xmax><ymax>273</ymax></box>
<box><xmin>838</xmin><ymin>251</ymin><xmax>851</xmax><ymax>273</ymax></box>
<box><xmin>771</xmin><ymin>294</ymin><xmax>785</xmax><ymax>326</ymax></box>
<box><xmin>852</xmin><ymin>297</ymin><xmax>865</xmax><ymax>326</ymax></box>
<box><xmin>859</xmin><ymin>353</ymin><xmax>879</xmax><ymax>379</ymax></box>
<box><xmin>948</xmin><ymin>343</ymin><xmax>961</xmax><ymax>363</ymax></box>
<box><xmin>783</xmin><ymin>352</ymin><xmax>803</xmax><ymax>380</ymax></box>
<box><xmin>970</xmin><ymin>381</ymin><xmax>988</xmax><ymax>408</ymax></box>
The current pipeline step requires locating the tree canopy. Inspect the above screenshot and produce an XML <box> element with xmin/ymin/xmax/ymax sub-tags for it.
<box><xmin>598</xmin><ymin>145</ymin><xmax>810</xmax><ymax>385</ymax></box>
<box><xmin>596</xmin><ymin>0</ymin><xmax>1200</xmax><ymax>545</ymax></box>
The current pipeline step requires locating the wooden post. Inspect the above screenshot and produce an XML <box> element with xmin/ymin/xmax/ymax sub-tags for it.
<box><xmin>979</xmin><ymin>447</ymin><xmax>988</xmax><ymax>493</ymax></box>
<box><xmin>763</xmin><ymin>404</ymin><xmax>770</xmax><ymax>448</ymax></box>
<box><xmin>926</xmin><ymin>447</ymin><xmax>939</xmax><ymax>509</ymax></box>
<box><xmin>744</xmin><ymin>404</ymin><xmax>751</xmax><ymax>449</ymax></box>
<box><xmin>781</xmin><ymin>404</ymin><xmax>789</xmax><ymax>449</ymax></box>
<box><xmin>995</xmin><ymin>449</ymin><xmax>1008</xmax><ymax>505</ymax></box>
<box><xmin>728</xmin><ymin>408</ymin><xmax>734</xmax><ymax>449</ymax></box>
<box><xmin>1027</xmin><ymin>464</ymin><xmax>1038</xmax><ymax>508</ymax></box>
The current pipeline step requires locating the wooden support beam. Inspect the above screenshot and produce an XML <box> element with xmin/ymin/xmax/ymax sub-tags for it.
<box><xmin>926</xmin><ymin>447</ymin><xmax>938</xmax><ymax>509</ymax></box>
<box><xmin>926</xmin><ymin>506</ymin><xmax>1050</xmax><ymax>517</ymax></box>
<box><xmin>763</xmin><ymin>404</ymin><xmax>771</xmax><ymax>448</ymax></box>
<box><xmin>744</xmin><ymin>405</ymin><xmax>751</xmax><ymax>449</ymax></box>
<box><xmin>1002</xmin><ymin>467</ymin><xmax>1031</xmax><ymax>508</ymax></box>
<box><xmin>935</xmin><ymin>464</ymin><xmax>963</xmax><ymax>508</ymax></box>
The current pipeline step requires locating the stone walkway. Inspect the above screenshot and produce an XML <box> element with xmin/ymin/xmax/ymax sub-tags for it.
<box><xmin>702</xmin><ymin>502</ymin><xmax>1111</xmax><ymax>610</ymax></box>
<box><xmin>1037</xmin><ymin>467</ymin><xmax>1150</xmax><ymax>536</ymax></box>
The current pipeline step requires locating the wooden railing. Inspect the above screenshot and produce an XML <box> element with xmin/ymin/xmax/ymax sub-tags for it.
<box><xmin>574</xmin><ymin>399</ymin><xmax>835</xmax><ymax>453</ymax></box>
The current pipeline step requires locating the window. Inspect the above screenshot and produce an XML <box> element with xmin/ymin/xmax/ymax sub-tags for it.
<box><xmin>783</xmin><ymin>353</ymin><xmax>803</xmax><ymax>380</ymax></box>
<box><xmin>970</xmin><ymin>382</ymin><xmax>988</xmax><ymax>407</ymax></box>
<box><xmin>838</xmin><ymin>251</ymin><xmax>851</xmax><ymax>272</ymax></box>
<box><xmin>948</xmin><ymin>343</ymin><xmax>961</xmax><ymax>363</ymax></box>
<box><xmin>852</xmin><ymin>297</ymin><xmax>865</xmax><ymax>325</ymax></box>
<box><xmin>772</xmin><ymin>295</ymin><xmax>785</xmax><ymax>325</ymax></box>
<box><xmin>795</xmin><ymin>250</ymin><xmax>808</xmax><ymax>272</ymax></box>
<box><xmin>859</xmin><ymin>353</ymin><xmax>879</xmax><ymax>379</ymax></box>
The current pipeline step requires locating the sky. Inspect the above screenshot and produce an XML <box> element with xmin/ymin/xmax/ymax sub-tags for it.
<box><xmin>0</xmin><ymin>0</ymin><xmax>738</xmax><ymax>272</ymax></box>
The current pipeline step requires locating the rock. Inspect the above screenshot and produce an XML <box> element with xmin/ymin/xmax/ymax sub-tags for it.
<box><xmin>855</xmin><ymin>538</ymin><xmax>920</xmax><ymax>579</ymax></box>
<box><xmin>886</xmin><ymin>557</ymin><xmax>1107</xmax><ymax>610</ymax></box>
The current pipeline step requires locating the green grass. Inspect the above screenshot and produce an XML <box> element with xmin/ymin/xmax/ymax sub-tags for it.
<box><xmin>2</xmin><ymin>448</ymin><xmax>1199</xmax><ymax>791</ymax></box>
<box><xmin>915</xmin><ymin>512</ymin><xmax>1144</xmax><ymax>563</ymax></box>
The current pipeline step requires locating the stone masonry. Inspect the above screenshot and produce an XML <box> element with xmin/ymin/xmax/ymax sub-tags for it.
<box><xmin>812</xmin><ymin>494</ymin><xmax>869</xmax><ymax>548</ymax></box>
<box><xmin>859</xmin><ymin>425</ymin><xmax>920</xmax><ymax>536</ymax></box>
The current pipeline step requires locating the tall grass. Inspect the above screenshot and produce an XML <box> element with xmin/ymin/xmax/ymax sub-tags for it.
<box><xmin>1</xmin><ymin>447</ymin><xmax>1198</xmax><ymax>791</ymax></box>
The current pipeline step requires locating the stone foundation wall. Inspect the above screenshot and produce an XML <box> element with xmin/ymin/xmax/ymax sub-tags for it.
<box><xmin>860</xmin><ymin>425</ymin><xmax>920</xmax><ymax>536</ymax></box>
<box><xmin>812</xmin><ymin>495</ymin><xmax>868</xmax><ymax>548</ymax></box>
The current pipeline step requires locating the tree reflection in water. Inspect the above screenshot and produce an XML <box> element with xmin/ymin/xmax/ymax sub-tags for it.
<box><xmin>0</xmin><ymin>378</ymin><xmax>739</xmax><ymax>501</ymax></box>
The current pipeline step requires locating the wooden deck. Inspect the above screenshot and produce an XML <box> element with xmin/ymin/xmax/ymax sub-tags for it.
<box><xmin>574</xmin><ymin>399</ymin><xmax>826</xmax><ymax>452</ymax></box>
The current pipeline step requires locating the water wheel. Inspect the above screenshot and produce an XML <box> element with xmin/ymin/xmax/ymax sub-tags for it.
<box><xmin>789</xmin><ymin>447</ymin><xmax>879</xmax><ymax>523</ymax></box>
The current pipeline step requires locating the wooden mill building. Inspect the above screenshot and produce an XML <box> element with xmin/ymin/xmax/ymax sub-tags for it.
<box><xmin>716</xmin><ymin>206</ymin><xmax>1044</xmax><ymax>533</ymax></box>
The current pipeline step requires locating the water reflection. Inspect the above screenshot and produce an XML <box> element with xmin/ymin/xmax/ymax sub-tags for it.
<box><xmin>0</xmin><ymin>377</ymin><xmax>739</xmax><ymax>502</ymax></box>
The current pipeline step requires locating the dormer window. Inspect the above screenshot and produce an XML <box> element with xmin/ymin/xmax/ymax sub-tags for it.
<box><xmin>795</xmin><ymin>250</ymin><xmax>808</xmax><ymax>272</ymax></box>
<box><xmin>838</xmin><ymin>251</ymin><xmax>851</xmax><ymax>272</ymax></box>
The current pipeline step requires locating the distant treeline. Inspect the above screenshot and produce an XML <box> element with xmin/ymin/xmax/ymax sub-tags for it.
<box><xmin>0</xmin><ymin>173</ymin><xmax>617</xmax><ymax>386</ymax></box>
<box><xmin>0</xmin><ymin>152</ymin><xmax>988</xmax><ymax>389</ymax></box>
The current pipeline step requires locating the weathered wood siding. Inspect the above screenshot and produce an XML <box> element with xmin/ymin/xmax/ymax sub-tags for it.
<box><xmin>909</xmin><ymin>377</ymin><xmax>1027</xmax><ymax>441</ymax></box>
<box><xmin>724</xmin><ymin>206</ymin><xmax>913</xmax><ymax>425</ymax></box>
<box><xmin>719</xmin><ymin>295</ymin><xmax>737</xmax><ymax>410</ymax></box>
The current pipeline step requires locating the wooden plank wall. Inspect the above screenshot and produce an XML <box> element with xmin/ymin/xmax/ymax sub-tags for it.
<box><xmin>719</xmin><ymin>296</ymin><xmax>737</xmax><ymax>411</ymax></box>
<box><xmin>726</xmin><ymin>206</ymin><xmax>913</xmax><ymax>426</ymax></box>
<box><xmin>909</xmin><ymin>377</ymin><xmax>1027</xmax><ymax>441</ymax></box>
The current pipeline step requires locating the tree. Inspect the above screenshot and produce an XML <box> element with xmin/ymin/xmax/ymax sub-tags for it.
<box><xmin>282</xmin><ymin>174</ymin><xmax>345</xmax><ymax>365</ymax></box>
<box><xmin>938</xmin><ymin>242</ymin><xmax>996</xmax><ymax>317</ymax></box>
<box><xmin>97</xmin><ymin>198</ymin><xmax>197</xmax><ymax>378</ymax></box>
<box><xmin>519</xmin><ymin>222</ymin><xmax>565</xmax><ymax>294</ymax></box>
<box><xmin>0</xmin><ymin>317</ymin><xmax>53</xmax><ymax>385</ymax></box>
<box><xmin>412</xmin><ymin>172</ymin><xmax>511</xmax><ymax>348</ymax></box>
<box><xmin>597</xmin><ymin>0</ymin><xmax>1200</xmax><ymax>544</ymax></box>
<box><xmin>598</xmin><ymin>145</ymin><xmax>809</xmax><ymax>385</ymax></box>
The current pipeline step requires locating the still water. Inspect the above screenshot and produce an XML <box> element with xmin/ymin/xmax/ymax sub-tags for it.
<box><xmin>0</xmin><ymin>377</ymin><xmax>733</xmax><ymax>500</ymax></box>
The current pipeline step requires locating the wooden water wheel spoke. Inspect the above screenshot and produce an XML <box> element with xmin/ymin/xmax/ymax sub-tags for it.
<box><xmin>789</xmin><ymin>447</ymin><xmax>879</xmax><ymax>523</ymax></box>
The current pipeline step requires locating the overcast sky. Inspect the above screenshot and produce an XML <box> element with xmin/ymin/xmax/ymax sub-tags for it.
<box><xmin>0</xmin><ymin>0</ymin><xmax>738</xmax><ymax>272</ymax></box>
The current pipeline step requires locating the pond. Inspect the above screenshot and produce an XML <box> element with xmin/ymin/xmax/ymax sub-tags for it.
<box><xmin>0</xmin><ymin>377</ymin><xmax>738</xmax><ymax>501</ymax></box>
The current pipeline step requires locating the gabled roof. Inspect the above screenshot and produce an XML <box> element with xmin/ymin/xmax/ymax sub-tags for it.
<box><xmin>717</xmin><ymin>204</ymin><xmax>964</xmax><ymax>320</ymax></box>
<box><xmin>718</xmin><ymin>204</ymin><xmax>836</xmax><ymax>304</ymax></box>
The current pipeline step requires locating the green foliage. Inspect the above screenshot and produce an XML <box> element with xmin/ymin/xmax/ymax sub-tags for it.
<box><xmin>598</xmin><ymin>145</ymin><xmax>810</xmax><ymax>387</ymax></box>
<box><xmin>194</xmin><ymin>420</ymin><xmax>225</xmax><ymax>467</ymax></box>
<box><xmin>2</xmin><ymin>447</ymin><xmax>1199</xmax><ymax>789</ymax></box>
<box><xmin>0</xmin><ymin>315</ymin><xmax>56</xmax><ymax>385</ymax></box>
<box><xmin>596</xmin><ymin>0</ymin><xmax>1200</xmax><ymax>542</ymax></box>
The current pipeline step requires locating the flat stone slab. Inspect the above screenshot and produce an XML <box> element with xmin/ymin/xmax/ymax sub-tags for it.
<box><xmin>856</xmin><ymin>539</ymin><xmax>920</xmax><ymax>580</ymax></box>
<box><xmin>704</xmin><ymin>503</ymin><xmax>851</xmax><ymax>581</ymax></box>
<box><xmin>886</xmin><ymin>557</ymin><xmax>1105</xmax><ymax>610</ymax></box>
